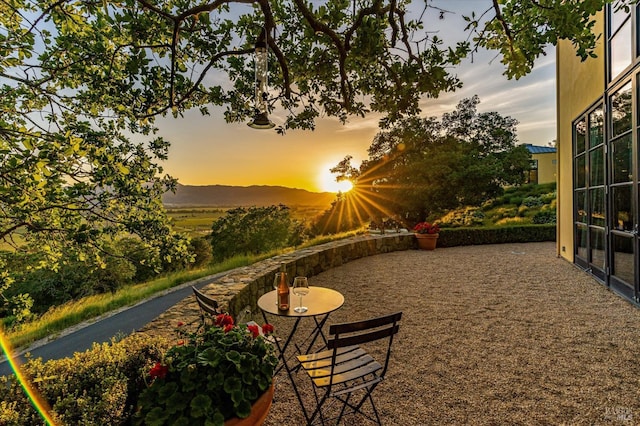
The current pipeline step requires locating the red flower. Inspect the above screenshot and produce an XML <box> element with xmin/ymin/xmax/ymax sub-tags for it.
<box><xmin>177</xmin><ymin>321</ymin><xmax>185</xmax><ymax>327</ymax></box>
<box><xmin>215</xmin><ymin>314</ymin><xmax>234</xmax><ymax>328</ymax></box>
<box><xmin>413</xmin><ymin>222</ymin><xmax>440</xmax><ymax>235</ymax></box>
<box><xmin>223</xmin><ymin>324</ymin><xmax>234</xmax><ymax>333</ymax></box>
<box><xmin>247</xmin><ymin>324</ymin><xmax>260</xmax><ymax>338</ymax></box>
<box><xmin>177</xmin><ymin>339</ymin><xmax>185</xmax><ymax>346</ymax></box>
<box><xmin>149</xmin><ymin>362</ymin><xmax>168</xmax><ymax>380</ymax></box>
<box><xmin>261</xmin><ymin>323</ymin><xmax>274</xmax><ymax>335</ymax></box>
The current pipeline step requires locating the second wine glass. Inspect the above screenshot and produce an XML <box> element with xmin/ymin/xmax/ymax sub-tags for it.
<box><xmin>292</xmin><ymin>276</ymin><xmax>309</xmax><ymax>313</ymax></box>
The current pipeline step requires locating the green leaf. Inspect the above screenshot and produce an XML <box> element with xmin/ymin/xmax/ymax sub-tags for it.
<box><xmin>144</xmin><ymin>407</ymin><xmax>169</xmax><ymax>426</ymax></box>
<box><xmin>205</xmin><ymin>412</ymin><xmax>225</xmax><ymax>426</ymax></box>
<box><xmin>157</xmin><ymin>381</ymin><xmax>178</xmax><ymax>400</ymax></box>
<box><xmin>224</xmin><ymin>376</ymin><xmax>242</xmax><ymax>394</ymax></box>
<box><xmin>190</xmin><ymin>394</ymin><xmax>212</xmax><ymax>418</ymax></box>
<box><xmin>234</xmin><ymin>398</ymin><xmax>252</xmax><ymax>419</ymax></box>
<box><xmin>197</xmin><ymin>347</ymin><xmax>222</xmax><ymax>367</ymax></box>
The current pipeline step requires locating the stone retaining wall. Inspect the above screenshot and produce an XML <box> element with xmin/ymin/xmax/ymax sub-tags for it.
<box><xmin>140</xmin><ymin>233</ymin><xmax>416</xmax><ymax>338</ymax></box>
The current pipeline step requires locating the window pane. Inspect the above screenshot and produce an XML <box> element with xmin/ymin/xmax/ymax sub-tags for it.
<box><xmin>575</xmin><ymin>118</ymin><xmax>586</xmax><ymax>155</ymax></box>
<box><xmin>575</xmin><ymin>190</ymin><xmax>587</xmax><ymax>224</ymax></box>
<box><xmin>612</xmin><ymin>134</ymin><xmax>633</xmax><ymax>183</ymax></box>
<box><xmin>576</xmin><ymin>154</ymin><xmax>586</xmax><ymax>188</ymax></box>
<box><xmin>589</xmin><ymin>147</ymin><xmax>605</xmax><ymax>186</ymax></box>
<box><xmin>576</xmin><ymin>224</ymin><xmax>588</xmax><ymax>260</ymax></box>
<box><xmin>589</xmin><ymin>188</ymin><xmax>605</xmax><ymax>227</ymax></box>
<box><xmin>589</xmin><ymin>108</ymin><xmax>604</xmax><ymax>147</ymax></box>
<box><xmin>590</xmin><ymin>227</ymin><xmax>606</xmax><ymax>269</ymax></box>
<box><xmin>612</xmin><ymin>185</ymin><xmax>634</xmax><ymax>231</ymax></box>
<box><xmin>611</xmin><ymin>82</ymin><xmax>632</xmax><ymax>137</ymax></box>
<box><xmin>611</xmin><ymin>19</ymin><xmax>632</xmax><ymax>78</ymax></box>
<box><xmin>611</xmin><ymin>0</ymin><xmax>630</xmax><ymax>33</ymax></box>
<box><xmin>612</xmin><ymin>234</ymin><xmax>634</xmax><ymax>285</ymax></box>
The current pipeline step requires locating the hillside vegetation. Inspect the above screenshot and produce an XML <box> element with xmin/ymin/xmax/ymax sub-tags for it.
<box><xmin>437</xmin><ymin>183</ymin><xmax>556</xmax><ymax>228</ymax></box>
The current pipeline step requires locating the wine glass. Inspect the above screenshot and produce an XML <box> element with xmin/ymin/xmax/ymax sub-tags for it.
<box><xmin>292</xmin><ymin>276</ymin><xmax>309</xmax><ymax>313</ymax></box>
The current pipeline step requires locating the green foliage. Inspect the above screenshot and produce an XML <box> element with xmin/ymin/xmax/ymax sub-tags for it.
<box><xmin>0</xmin><ymin>333</ymin><xmax>169</xmax><ymax>425</ymax></box>
<box><xmin>209</xmin><ymin>205</ymin><xmax>302</xmax><ymax>261</ymax></box>
<box><xmin>437</xmin><ymin>225</ymin><xmax>556</xmax><ymax>247</ymax></box>
<box><xmin>189</xmin><ymin>238</ymin><xmax>213</xmax><ymax>269</ymax></box>
<box><xmin>438</xmin><ymin>207</ymin><xmax>485</xmax><ymax>228</ymax></box>
<box><xmin>135</xmin><ymin>317</ymin><xmax>278</xmax><ymax>426</ymax></box>
<box><xmin>328</xmin><ymin>96</ymin><xmax>531</xmax><ymax>226</ymax></box>
<box><xmin>478</xmin><ymin>183</ymin><xmax>556</xmax><ymax>226</ymax></box>
<box><xmin>5</xmin><ymin>248</ymin><xmax>136</xmax><ymax>317</ymax></box>
<box><xmin>522</xmin><ymin>196</ymin><xmax>543</xmax><ymax>207</ymax></box>
<box><xmin>4</xmin><ymin>256</ymin><xmax>263</xmax><ymax>350</ymax></box>
<box><xmin>533</xmin><ymin>210</ymin><xmax>557</xmax><ymax>224</ymax></box>
<box><xmin>310</xmin><ymin>195</ymin><xmax>366</xmax><ymax>235</ymax></box>
<box><xmin>116</xmin><ymin>237</ymin><xmax>163</xmax><ymax>284</ymax></box>
<box><xmin>1</xmin><ymin>233</ymin><xmax>206</xmax><ymax>326</ymax></box>
<box><xmin>465</xmin><ymin>0</ymin><xmax>609</xmax><ymax>79</ymax></box>
<box><xmin>0</xmin><ymin>0</ymin><xmax>607</xmax><ymax>316</ymax></box>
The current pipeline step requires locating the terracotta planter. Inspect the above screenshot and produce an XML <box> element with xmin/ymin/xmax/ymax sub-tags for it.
<box><xmin>224</xmin><ymin>383</ymin><xmax>274</xmax><ymax>426</ymax></box>
<box><xmin>415</xmin><ymin>233</ymin><xmax>439</xmax><ymax>250</ymax></box>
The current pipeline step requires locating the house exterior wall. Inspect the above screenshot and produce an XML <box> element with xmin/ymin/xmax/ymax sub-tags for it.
<box><xmin>531</xmin><ymin>152</ymin><xmax>557</xmax><ymax>184</ymax></box>
<box><xmin>556</xmin><ymin>12</ymin><xmax>605</xmax><ymax>261</ymax></box>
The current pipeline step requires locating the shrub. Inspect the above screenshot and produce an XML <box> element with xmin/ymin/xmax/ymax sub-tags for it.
<box><xmin>117</xmin><ymin>237</ymin><xmax>161</xmax><ymax>283</ymax></box>
<box><xmin>533</xmin><ymin>210</ymin><xmax>557</xmax><ymax>224</ymax></box>
<box><xmin>496</xmin><ymin>217</ymin><xmax>527</xmax><ymax>226</ymax></box>
<box><xmin>189</xmin><ymin>237</ymin><xmax>212</xmax><ymax>268</ymax></box>
<box><xmin>540</xmin><ymin>191</ymin><xmax>556</xmax><ymax>204</ymax></box>
<box><xmin>508</xmin><ymin>196</ymin><xmax>523</xmax><ymax>206</ymax></box>
<box><xmin>438</xmin><ymin>207</ymin><xmax>485</xmax><ymax>228</ymax></box>
<box><xmin>492</xmin><ymin>207</ymin><xmax>518</xmax><ymax>220</ymax></box>
<box><xmin>0</xmin><ymin>333</ymin><xmax>168</xmax><ymax>425</ymax></box>
<box><xmin>522</xmin><ymin>196</ymin><xmax>543</xmax><ymax>207</ymax></box>
<box><xmin>517</xmin><ymin>205</ymin><xmax>529</xmax><ymax>217</ymax></box>
<box><xmin>209</xmin><ymin>205</ymin><xmax>296</xmax><ymax>261</ymax></box>
<box><xmin>437</xmin><ymin>224</ymin><xmax>556</xmax><ymax>247</ymax></box>
<box><xmin>310</xmin><ymin>200</ymin><xmax>363</xmax><ymax>235</ymax></box>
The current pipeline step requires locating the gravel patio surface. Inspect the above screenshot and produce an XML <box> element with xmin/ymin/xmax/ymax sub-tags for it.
<box><xmin>262</xmin><ymin>242</ymin><xmax>640</xmax><ymax>425</ymax></box>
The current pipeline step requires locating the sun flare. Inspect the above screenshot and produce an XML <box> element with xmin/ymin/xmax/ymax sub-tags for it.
<box><xmin>318</xmin><ymin>166</ymin><xmax>353</xmax><ymax>193</ymax></box>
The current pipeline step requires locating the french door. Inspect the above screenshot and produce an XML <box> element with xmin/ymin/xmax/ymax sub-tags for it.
<box><xmin>609</xmin><ymin>81</ymin><xmax>637</xmax><ymax>300</ymax></box>
<box><xmin>573</xmin><ymin>78</ymin><xmax>639</xmax><ymax>303</ymax></box>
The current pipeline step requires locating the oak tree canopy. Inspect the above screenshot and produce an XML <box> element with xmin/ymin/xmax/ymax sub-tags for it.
<box><xmin>0</xmin><ymin>0</ymin><xmax>614</xmax><ymax>282</ymax></box>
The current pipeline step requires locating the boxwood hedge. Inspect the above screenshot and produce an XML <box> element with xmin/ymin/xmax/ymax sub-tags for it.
<box><xmin>436</xmin><ymin>224</ymin><xmax>556</xmax><ymax>248</ymax></box>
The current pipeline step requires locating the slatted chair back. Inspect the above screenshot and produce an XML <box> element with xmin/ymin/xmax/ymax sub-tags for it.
<box><xmin>297</xmin><ymin>311</ymin><xmax>402</xmax><ymax>425</ymax></box>
<box><xmin>192</xmin><ymin>286</ymin><xmax>219</xmax><ymax>325</ymax></box>
<box><xmin>327</xmin><ymin>311</ymin><xmax>402</xmax><ymax>386</ymax></box>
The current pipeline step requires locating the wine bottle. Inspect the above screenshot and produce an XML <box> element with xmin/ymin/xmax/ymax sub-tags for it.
<box><xmin>277</xmin><ymin>264</ymin><xmax>290</xmax><ymax>311</ymax></box>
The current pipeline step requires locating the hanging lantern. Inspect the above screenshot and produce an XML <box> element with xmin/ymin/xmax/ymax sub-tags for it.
<box><xmin>247</xmin><ymin>28</ymin><xmax>275</xmax><ymax>129</ymax></box>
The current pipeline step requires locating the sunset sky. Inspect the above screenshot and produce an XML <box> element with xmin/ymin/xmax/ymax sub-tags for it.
<box><xmin>157</xmin><ymin>1</ymin><xmax>557</xmax><ymax>193</ymax></box>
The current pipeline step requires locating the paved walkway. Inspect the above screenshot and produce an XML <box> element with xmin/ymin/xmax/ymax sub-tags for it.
<box><xmin>263</xmin><ymin>242</ymin><xmax>640</xmax><ymax>425</ymax></box>
<box><xmin>0</xmin><ymin>271</ymin><xmax>230</xmax><ymax>377</ymax></box>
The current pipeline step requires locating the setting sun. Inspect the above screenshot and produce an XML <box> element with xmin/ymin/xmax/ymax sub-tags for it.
<box><xmin>318</xmin><ymin>165</ymin><xmax>353</xmax><ymax>193</ymax></box>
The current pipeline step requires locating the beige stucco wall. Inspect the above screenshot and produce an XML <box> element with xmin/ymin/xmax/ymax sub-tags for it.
<box><xmin>532</xmin><ymin>152</ymin><xmax>557</xmax><ymax>184</ymax></box>
<box><xmin>556</xmin><ymin>12</ymin><xmax>605</xmax><ymax>261</ymax></box>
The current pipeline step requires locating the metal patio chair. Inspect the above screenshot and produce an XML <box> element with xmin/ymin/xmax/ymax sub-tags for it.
<box><xmin>296</xmin><ymin>311</ymin><xmax>402</xmax><ymax>425</ymax></box>
<box><xmin>192</xmin><ymin>286</ymin><xmax>219</xmax><ymax>326</ymax></box>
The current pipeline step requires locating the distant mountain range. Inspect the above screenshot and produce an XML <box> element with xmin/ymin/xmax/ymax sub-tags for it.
<box><xmin>162</xmin><ymin>184</ymin><xmax>337</xmax><ymax>208</ymax></box>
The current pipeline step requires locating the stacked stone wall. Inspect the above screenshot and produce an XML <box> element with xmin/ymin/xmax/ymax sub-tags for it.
<box><xmin>140</xmin><ymin>233</ymin><xmax>415</xmax><ymax>338</ymax></box>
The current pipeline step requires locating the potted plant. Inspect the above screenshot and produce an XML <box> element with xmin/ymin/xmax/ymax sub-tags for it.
<box><xmin>135</xmin><ymin>314</ymin><xmax>278</xmax><ymax>426</ymax></box>
<box><xmin>413</xmin><ymin>221</ymin><xmax>440</xmax><ymax>250</ymax></box>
